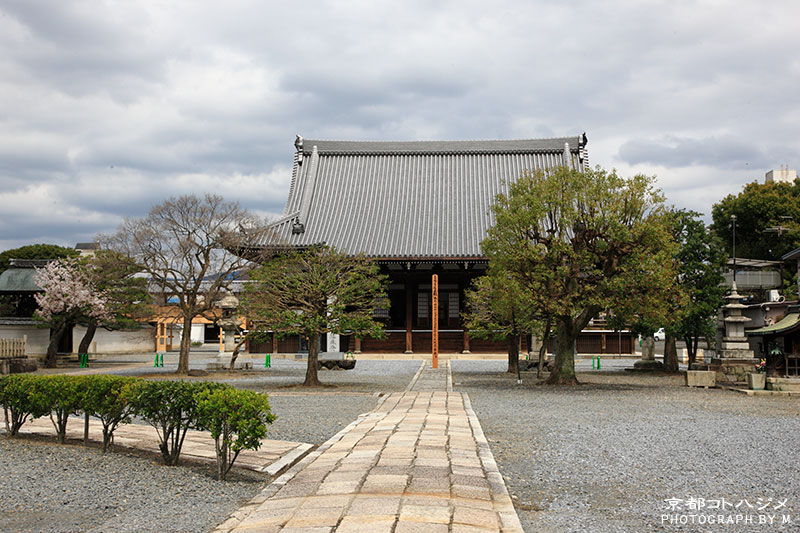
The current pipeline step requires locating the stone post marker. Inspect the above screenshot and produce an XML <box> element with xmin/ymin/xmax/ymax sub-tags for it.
<box><xmin>634</xmin><ymin>335</ymin><xmax>663</xmax><ymax>370</ymax></box>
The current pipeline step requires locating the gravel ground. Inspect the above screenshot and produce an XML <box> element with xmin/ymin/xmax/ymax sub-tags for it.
<box><xmin>105</xmin><ymin>357</ymin><xmax>422</xmax><ymax>394</ymax></box>
<box><xmin>260</xmin><ymin>393</ymin><xmax>379</xmax><ymax>445</ymax></box>
<box><xmin>2</xmin><ymin>358</ymin><xmax>409</xmax><ymax>531</ymax></box>
<box><xmin>221</xmin><ymin>358</ymin><xmax>422</xmax><ymax>393</ymax></box>
<box><xmin>453</xmin><ymin>360</ymin><xmax>800</xmax><ymax>532</ymax></box>
<box><xmin>0</xmin><ymin>436</ymin><xmax>264</xmax><ymax>533</ymax></box>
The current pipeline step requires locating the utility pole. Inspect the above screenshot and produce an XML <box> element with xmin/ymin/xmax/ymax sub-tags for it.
<box><xmin>731</xmin><ymin>215</ymin><xmax>737</xmax><ymax>283</ymax></box>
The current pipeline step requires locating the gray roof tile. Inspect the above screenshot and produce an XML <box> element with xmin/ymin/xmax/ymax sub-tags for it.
<box><xmin>263</xmin><ymin>135</ymin><xmax>589</xmax><ymax>258</ymax></box>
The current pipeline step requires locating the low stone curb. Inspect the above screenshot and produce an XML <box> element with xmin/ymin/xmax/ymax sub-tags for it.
<box><xmin>17</xmin><ymin>417</ymin><xmax>312</xmax><ymax>476</ymax></box>
<box><xmin>261</xmin><ymin>443</ymin><xmax>314</xmax><ymax>476</ymax></box>
<box><xmin>446</xmin><ymin>359</ymin><xmax>453</xmax><ymax>392</ymax></box>
<box><xmin>724</xmin><ymin>386</ymin><xmax>800</xmax><ymax>397</ymax></box>
<box><xmin>462</xmin><ymin>393</ymin><xmax>525</xmax><ymax>533</ymax></box>
<box><xmin>404</xmin><ymin>360</ymin><xmax>427</xmax><ymax>392</ymax></box>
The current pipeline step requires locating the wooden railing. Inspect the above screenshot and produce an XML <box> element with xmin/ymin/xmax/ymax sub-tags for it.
<box><xmin>0</xmin><ymin>336</ymin><xmax>26</xmax><ymax>358</ymax></box>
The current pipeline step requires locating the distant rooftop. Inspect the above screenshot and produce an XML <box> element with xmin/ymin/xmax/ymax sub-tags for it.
<box><xmin>8</xmin><ymin>259</ymin><xmax>51</xmax><ymax>268</ymax></box>
<box><xmin>765</xmin><ymin>166</ymin><xmax>797</xmax><ymax>184</ymax></box>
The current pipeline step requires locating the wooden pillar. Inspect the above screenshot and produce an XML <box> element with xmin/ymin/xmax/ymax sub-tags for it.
<box><xmin>463</xmin><ymin>330</ymin><xmax>470</xmax><ymax>354</ymax></box>
<box><xmin>432</xmin><ymin>274</ymin><xmax>438</xmax><ymax>369</ymax></box>
<box><xmin>355</xmin><ymin>337</ymin><xmax>362</xmax><ymax>354</ymax></box>
<box><xmin>272</xmin><ymin>332</ymin><xmax>278</xmax><ymax>354</ymax></box>
<box><xmin>405</xmin><ymin>283</ymin><xmax>413</xmax><ymax>353</ymax></box>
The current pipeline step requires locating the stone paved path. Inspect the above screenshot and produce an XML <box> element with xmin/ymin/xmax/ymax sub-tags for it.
<box><xmin>215</xmin><ymin>362</ymin><xmax>524</xmax><ymax>532</ymax></box>
<box><xmin>20</xmin><ymin>417</ymin><xmax>312</xmax><ymax>475</ymax></box>
<box><xmin>407</xmin><ymin>360</ymin><xmax>452</xmax><ymax>392</ymax></box>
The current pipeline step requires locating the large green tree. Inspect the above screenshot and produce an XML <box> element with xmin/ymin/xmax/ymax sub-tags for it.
<box><xmin>483</xmin><ymin>166</ymin><xmax>677</xmax><ymax>385</ymax></box>
<box><xmin>241</xmin><ymin>245</ymin><xmax>387</xmax><ymax>386</ymax></box>
<box><xmin>711</xmin><ymin>179</ymin><xmax>800</xmax><ymax>296</ymax></box>
<box><xmin>0</xmin><ymin>244</ymin><xmax>78</xmax><ymax>274</ymax></box>
<box><xmin>463</xmin><ymin>266</ymin><xmax>539</xmax><ymax>376</ymax></box>
<box><xmin>669</xmin><ymin>209</ymin><xmax>727</xmax><ymax>366</ymax></box>
<box><xmin>711</xmin><ymin>180</ymin><xmax>800</xmax><ymax>261</ymax></box>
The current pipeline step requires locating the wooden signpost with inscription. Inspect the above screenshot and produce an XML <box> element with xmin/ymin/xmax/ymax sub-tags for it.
<box><xmin>432</xmin><ymin>274</ymin><xmax>438</xmax><ymax>369</ymax></box>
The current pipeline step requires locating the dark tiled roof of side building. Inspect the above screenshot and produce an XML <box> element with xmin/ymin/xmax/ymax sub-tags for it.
<box><xmin>261</xmin><ymin>134</ymin><xmax>589</xmax><ymax>259</ymax></box>
<box><xmin>0</xmin><ymin>267</ymin><xmax>42</xmax><ymax>292</ymax></box>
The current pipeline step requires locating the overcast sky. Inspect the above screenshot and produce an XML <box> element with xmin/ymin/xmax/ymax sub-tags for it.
<box><xmin>1</xmin><ymin>1</ymin><xmax>798</xmax><ymax>251</ymax></box>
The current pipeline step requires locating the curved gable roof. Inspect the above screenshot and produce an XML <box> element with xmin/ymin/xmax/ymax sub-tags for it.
<box><xmin>263</xmin><ymin>134</ymin><xmax>589</xmax><ymax>259</ymax></box>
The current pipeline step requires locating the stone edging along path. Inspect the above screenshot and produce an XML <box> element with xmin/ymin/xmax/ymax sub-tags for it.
<box><xmin>214</xmin><ymin>361</ymin><xmax>524</xmax><ymax>532</ymax></box>
<box><xmin>18</xmin><ymin>417</ymin><xmax>313</xmax><ymax>476</ymax></box>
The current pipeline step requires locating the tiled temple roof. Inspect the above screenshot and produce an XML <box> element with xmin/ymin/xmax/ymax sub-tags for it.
<box><xmin>261</xmin><ymin>134</ymin><xmax>588</xmax><ymax>259</ymax></box>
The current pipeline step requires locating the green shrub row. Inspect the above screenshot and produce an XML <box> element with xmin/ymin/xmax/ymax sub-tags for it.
<box><xmin>0</xmin><ymin>374</ymin><xmax>275</xmax><ymax>480</ymax></box>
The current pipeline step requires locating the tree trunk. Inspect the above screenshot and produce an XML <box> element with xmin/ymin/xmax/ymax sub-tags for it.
<box><xmin>538</xmin><ymin>317</ymin><xmax>552</xmax><ymax>379</ymax></box>
<box><xmin>45</xmin><ymin>319</ymin><xmax>68</xmax><ymax>368</ymax></box>
<box><xmin>78</xmin><ymin>320</ymin><xmax>98</xmax><ymax>355</ymax></box>
<box><xmin>228</xmin><ymin>336</ymin><xmax>248</xmax><ymax>371</ymax></box>
<box><xmin>663</xmin><ymin>334</ymin><xmax>679</xmax><ymax>372</ymax></box>
<box><xmin>507</xmin><ymin>333</ymin><xmax>520</xmax><ymax>374</ymax></box>
<box><xmin>177</xmin><ymin>315</ymin><xmax>193</xmax><ymax>374</ymax></box>
<box><xmin>687</xmin><ymin>335</ymin><xmax>698</xmax><ymax>363</ymax></box>
<box><xmin>303</xmin><ymin>333</ymin><xmax>322</xmax><ymax>386</ymax></box>
<box><xmin>685</xmin><ymin>336</ymin><xmax>696</xmax><ymax>367</ymax></box>
<box><xmin>546</xmin><ymin>317</ymin><xmax>579</xmax><ymax>385</ymax></box>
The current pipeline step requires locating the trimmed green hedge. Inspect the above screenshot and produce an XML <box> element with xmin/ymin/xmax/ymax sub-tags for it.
<box><xmin>0</xmin><ymin>374</ymin><xmax>275</xmax><ymax>474</ymax></box>
<box><xmin>82</xmin><ymin>375</ymin><xmax>137</xmax><ymax>451</ymax></box>
<box><xmin>0</xmin><ymin>375</ymin><xmax>52</xmax><ymax>435</ymax></box>
<box><xmin>196</xmin><ymin>387</ymin><xmax>277</xmax><ymax>480</ymax></box>
<box><xmin>127</xmin><ymin>380</ymin><xmax>229</xmax><ymax>466</ymax></box>
<box><xmin>40</xmin><ymin>375</ymin><xmax>84</xmax><ymax>443</ymax></box>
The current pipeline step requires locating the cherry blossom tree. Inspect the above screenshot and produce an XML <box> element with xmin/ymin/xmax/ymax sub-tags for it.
<box><xmin>35</xmin><ymin>259</ymin><xmax>111</xmax><ymax>368</ymax></box>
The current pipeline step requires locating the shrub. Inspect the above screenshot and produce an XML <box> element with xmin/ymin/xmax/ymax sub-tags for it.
<box><xmin>127</xmin><ymin>380</ymin><xmax>229</xmax><ymax>466</ymax></box>
<box><xmin>40</xmin><ymin>375</ymin><xmax>84</xmax><ymax>443</ymax></box>
<box><xmin>82</xmin><ymin>375</ymin><xmax>136</xmax><ymax>452</ymax></box>
<box><xmin>196</xmin><ymin>387</ymin><xmax>276</xmax><ymax>480</ymax></box>
<box><xmin>0</xmin><ymin>375</ymin><xmax>52</xmax><ymax>436</ymax></box>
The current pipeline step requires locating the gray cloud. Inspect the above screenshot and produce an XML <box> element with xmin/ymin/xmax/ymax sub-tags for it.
<box><xmin>1</xmin><ymin>0</ymin><xmax>799</xmax><ymax>249</ymax></box>
<box><xmin>617</xmin><ymin>135</ymin><xmax>771</xmax><ymax>170</ymax></box>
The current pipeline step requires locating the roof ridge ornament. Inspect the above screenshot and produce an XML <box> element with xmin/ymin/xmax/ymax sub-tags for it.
<box><xmin>291</xmin><ymin>218</ymin><xmax>305</xmax><ymax>234</ymax></box>
<box><xmin>294</xmin><ymin>134</ymin><xmax>303</xmax><ymax>152</ymax></box>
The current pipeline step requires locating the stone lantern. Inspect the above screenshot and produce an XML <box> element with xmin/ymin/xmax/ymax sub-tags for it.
<box><xmin>713</xmin><ymin>281</ymin><xmax>757</xmax><ymax>381</ymax></box>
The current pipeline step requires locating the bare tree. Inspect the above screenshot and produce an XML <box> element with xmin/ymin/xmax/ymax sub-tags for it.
<box><xmin>102</xmin><ymin>194</ymin><xmax>272</xmax><ymax>374</ymax></box>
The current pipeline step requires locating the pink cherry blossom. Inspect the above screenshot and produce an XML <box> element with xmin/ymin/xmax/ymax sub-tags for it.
<box><xmin>34</xmin><ymin>260</ymin><xmax>112</xmax><ymax>323</ymax></box>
